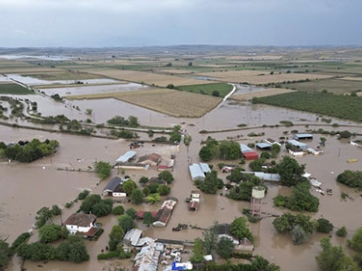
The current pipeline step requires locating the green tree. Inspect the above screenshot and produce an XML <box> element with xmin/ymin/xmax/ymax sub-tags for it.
<box><xmin>39</xmin><ymin>224</ymin><xmax>63</xmax><ymax>243</ymax></box>
<box><xmin>125</xmin><ymin>208</ymin><xmax>138</xmax><ymax>219</ymax></box>
<box><xmin>276</xmin><ymin>156</ymin><xmax>305</xmax><ymax>186</ymax></box>
<box><xmin>226</xmin><ymin>167</ymin><xmax>244</xmax><ymax>183</ymax></box>
<box><xmin>336</xmin><ymin>226</ymin><xmax>348</xmax><ymax>237</ymax></box>
<box><xmin>80</xmin><ymin>194</ymin><xmax>102</xmax><ymax>214</ymax></box>
<box><xmin>51</xmin><ymin>205</ymin><xmax>62</xmax><ymax>216</ymax></box>
<box><xmin>0</xmin><ymin>239</ymin><xmax>10</xmax><ymax>270</ymax></box>
<box><xmin>147</xmin><ymin>193</ymin><xmax>161</xmax><ymax>204</ymax></box>
<box><xmin>35</xmin><ymin>207</ymin><xmax>53</xmax><ymax>228</ymax></box>
<box><xmin>91</xmin><ymin>201</ymin><xmax>113</xmax><ymax>217</ymax></box>
<box><xmin>190</xmin><ymin>238</ymin><xmax>205</xmax><ymax>263</ymax></box>
<box><xmin>158</xmin><ymin>170</ymin><xmax>174</xmax><ymax>184</ymax></box>
<box><xmin>212</xmin><ymin>90</ymin><xmax>220</xmax><ymax>97</ymax></box>
<box><xmin>157</xmin><ymin>184</ymin><xmax>171</xmax><ymax>196</ymax></box>
<box><xmin>202</xmin><ymin>225</ymin><xmax>218</xmax><ymax>254</ymax></box>
<box><xmin>56</xmin><ymin>241</ymin><xmax>70</xmax><ymax>261</ymax></box>
<box><xmin>316</xmin><ymin>238</ymin><xmax>358</xmax><ymax>271</ymax></box>
<box><xmin>348</xmin><ymin>227</ymin><xmax>362</xmax><ymax>252</ymax></box>
<box><xmin>337</xmin><ymin>170</ymin><xmax>362</xmax><ymax>189</ymax></box>
<box><xmin>112</xmin><ymin>205</ymin><xmax>125</xmax><ymax>215</ymax></box>
<box><xmin>139</xmin><ymin>176</ymin><xmax>149</xmax><ymax>185</ymax></box>
<box><xmin>316</xmin><ymin>218</ymin><xmax>334</xmax><ymax>233</ymax></box>
<box><xmin>94</xmin><ymin>161</ymin><xmax>112</xmax><ymax>180</ymax></box>
<box><xmin>291</xmin><ymin>225</ymin><xmax>310</xmax><ymax>245</ymax></box>
<box><xmin>219</xmin><ymin>141</ymin><xmax>240</xmax><ymax>160</ymax></box>
<box><xmin>130</xmin><ymin>188</ymin><xmax>144</xmax><ymax>204</ymax></box>
<box><xmin>67</xmin><ymin>240</ymin><xmax>89</xmax><ymax>263</ymax></box>
<box><xmin>216</xmin><ymin>237</ymin><xmax>235</xmax><ymax>259</ymax></box>
<box><xmin>143</xmin><ymin>212</ymin><xmax>155</xmax><ymax>227</ymax></box>
<box><xmin>128</xmin><ymin>116</ymin><xmax>139</xmax><ymax>127</ymax></box>
<box><xmin>108</xmin><ymin>225</ymin><xmax>125</xmax><ymax>251</ymax></box>
<box><xmin>199</xmin><ymin>146</ymin><xmax>212</xmax><ymax>162</ymax></box>
<box><xmin>118</xmin><ymin>215</ymin><xmax>135</xmax><ymax>232</ymax></box>
<box><xmin>200</xmin><ymin>171</ymin><xmax>221</xmax><ymax>194</ymax></box>
<box><xmin>10</xmin><ymin>232</ymin><xmax>31</xmax><ymax>254</ymax></box>
<box><xmin>230</xmin><ymin>217</ymin><xmax>254</xmax><ymax>243</ymax></box>
<box><xmin>122</xmin><ymin>179</ymin><xmax>138</xmax><ymax>195</ymax></box>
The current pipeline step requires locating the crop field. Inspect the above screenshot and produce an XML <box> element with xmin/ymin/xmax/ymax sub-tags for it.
<box><xmin>177</xmin><ymin>83</ymin><xmax>233</xmax><ymax>97</ymax></box>
<box><xmin>231</xmin><ymin>88</ymin><xmax>296</xmax><ymax>101</ymax></box>
<box><xmin>195</xmin><ymin>70</ymin><xmax>333</xmax><ymax>84</ymax></box>
<box><xmin>283</xmin><ymin>78</ymin><xmax>362</xmax><ymax>95</ymax></box>
<box><xmin>253</xmin><ymin>91</ymin><xmax>362</xmax><ymax>122</ymax></box>
<box><xmin>66</xmin><ymin>88</ymin><xmax>221</xmax><ymax>117</ymax></box>
<box><xmin>338</xmin><ymin>76</ymin><xmax>362</xmax><ymax>82</ymax></box>
<box><xmin>21</xmin><ymin>70</ymin><xmax>107</xmax><ymax>80</ymax></box>
<box><xmin>0</xmin><ymin>83</ymin><xmax>33</xmax><ymax>95</ymax></box>
<box><xmin>86</xmin><ymin>69</ymin><xmax>212</xmax><ymax>87</ymax></box>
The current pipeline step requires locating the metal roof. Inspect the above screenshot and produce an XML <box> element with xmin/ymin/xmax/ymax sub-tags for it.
<box><xmin>199</xmin><ymin>163</ymin><xmax>211</xmax><ymax>173</ymax></box>
<box><xmin>288</xmin><ymin>140</ymin><xmax>307</xmax><ymax>149</ymax></box>
<box><xmin>254</xmin><ymin>172</ymin><xmax>281</xmax><ymax>182</ymax></box>
<box><xmin>102</xmin><ymin>176</ymin><xmax>123</xmax><ymax>192</ymax></box>
<box><xmin>239</xmin><ymin>143</ymin><xmax>253</xmax><ymax>153</ymax></box>
<box><xmin>256</xmin><ymin>142</ymin><xmax>272</xmax><ymax>149</ymax></box>
<box><xmin>293</xmin><ymin>133</ymin><xmax>313</xmax><ymax>139</ymax></box>
<box><xmin>124</xmin><ymin>228</ymin><xmax>143</xmax><ymax>246</ymax></box>
<box><xmin>189</xmin><ymin>164</ymin><xmax>205</xmax><ymax>180</ymax></box>
<box><xmin>116</xmin><ymin>150</ymin><xmax>137</xmax><ymax>163</ymax></box>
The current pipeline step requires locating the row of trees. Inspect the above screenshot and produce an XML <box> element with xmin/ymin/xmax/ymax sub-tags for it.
<box><xmin>199</xmin><ymin>137</ymin><xmax>240</xmax><ymax>162</ymax></box>
<box><xmin>107</xmin><ymin>115</ymin><xmax>139</xmax><ymax>127</ymax></box>
<box><xmin>0</xmin><ymin>139</ymin><xmax>59</xmax><ymax>163</ymax></box>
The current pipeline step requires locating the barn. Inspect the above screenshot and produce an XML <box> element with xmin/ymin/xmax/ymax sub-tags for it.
<box><xmin>239</xmin><ymin>144</ymin><xmax>259</xmax><ymax>160</ymax></box>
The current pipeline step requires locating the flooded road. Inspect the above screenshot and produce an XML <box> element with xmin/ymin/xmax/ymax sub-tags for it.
<box><xmin>1</xmin><ymin>94</ymin><xmax>362</xmax><ymax>271</ymax></box>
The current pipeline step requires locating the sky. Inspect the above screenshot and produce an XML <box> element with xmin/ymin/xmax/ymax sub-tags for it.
<box><xmin>1</xmin><ymin>0</ymin><xmax>361</xmax><ymax>47</ymax></box>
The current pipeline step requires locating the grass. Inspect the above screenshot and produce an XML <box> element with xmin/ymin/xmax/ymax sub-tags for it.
<box><xmin>253</xmin><ymin>91</ymin><xmax>362</xmax><ymax>122</ymax></box>
<box><xmin>0</xmin><ymin>83</ymin><xmax>34</xmax><ymax>95</ymax></box>
<box><xmin>177</xmin><ymin>83</ymin><xmax>233</xmax><ymax>97</ymax></box>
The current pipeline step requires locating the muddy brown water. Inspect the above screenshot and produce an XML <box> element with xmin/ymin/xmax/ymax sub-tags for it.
<box><xmin>1</xmin><ymin>96</ymin><xmax>362</xmax><ymax>271</ymax></box>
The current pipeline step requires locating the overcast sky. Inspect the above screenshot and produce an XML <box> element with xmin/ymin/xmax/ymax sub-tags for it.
<box><xmin>1</xmin><ymin>0</ymin><xmax>361</xmax><ymax>47</ymax></box>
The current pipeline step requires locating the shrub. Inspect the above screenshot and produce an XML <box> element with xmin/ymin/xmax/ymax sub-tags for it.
<box><xmin>336</xmin><ymin>226</ymin><xmax>348</xmax><ymax>237</ymax></box>
<box><xmin>97</xmin><ymin>251</ymin><xmax>119</xmax><ymax>260</ymax></box>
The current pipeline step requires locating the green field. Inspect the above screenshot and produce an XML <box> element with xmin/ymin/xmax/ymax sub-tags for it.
<box><xmin>177</xmin><ymin>82</ymin><xmax>233</xmax><ymax>97</ymax></box>
<box><xmin>253</xmin><ymin>91</ymin><xmax>362</xmax><ymax>122</ymax></box>
<box><xmin>0</xmin><ymin>83</ymin><xmax>34</xmax><ymax>95</ymax></box>
<box><xmin>282</xmin><ymin>78</ymin><xmax>362</xmax><ymax>95</ymax></box>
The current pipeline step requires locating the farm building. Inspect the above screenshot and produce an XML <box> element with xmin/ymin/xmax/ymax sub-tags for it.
<box><xmin>307</xmin><ymin>147</ymin><xmax>322</xmax><ymax>155</ymax></box>
<box><xmin>256</xmin><ymin>142</ymin><xmax>272</xmax><ymax>150</ymax></box>
<box><xmin>132</xmin><ymin>241</ymin><xmax>161</xmax><ymax>271</ymax></box>
<box><xmin>153</xmin><ymin>197</ymin><xmax>178</xmax><ymax>227</ymax></box>
<box><xmin>264</xmin><ymin>138</ymin><xmax>282</xmax><ymax>146</ymax></box>
<box><xmin>124</xmin><ymin>228</ymin><xmax>143</xmax><ymax>246</ymax></box>
<box><xmin>287</xmin><ymin>140</ymin><xmax>308</xmax><ymax>150</ymax></box>
<box><xmin>102</xmin><ymin>176</ymin><xmax>127</xmax><ymax>197</ymax></box>
<box><xmin>189</xmin><ymin>163</ymin><xmax>206</xmax><ymax>182</ymax></box>
<box><xmin>293</xmin><ymin>133</ymin><xmax>313</xmax><ymax>140</ymax></box>
<box><xmin>254</xmin><ymin>172</ymin><xmax>281</xmax><ymax>182</ymax></box>
<box><xmin>239</xmin><ymin>143</ymin><xmax>258</xmax><ymax>160</ymax></box>
<box><xmin>199</xmin><ymin>163</ymin><xmax>211</xmax><ymax>174</ymax></box>
<box><xmin>115</xmin><ymin>150</ymin><xmax>137</xmax><ymax>163</ymax></box>
<box><xmin>138</xmin><ymin>153</ymin><xmax>162</xmax><ymax>166</ymax></box>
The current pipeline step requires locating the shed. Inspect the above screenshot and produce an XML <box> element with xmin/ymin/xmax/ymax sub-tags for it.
<box><xmin>287</xmin><ymin>140</ymin><xmax>307</xmax><ymax>150</ymax></box>
<box><xmin>254</xmin><ymin>172</ymin><xmax>281</xmax><ymax>182</ymax></box>
<box><xmin>239</xmin><ymin>143</ymin><xmax>253</xmax><ymax>153</ymax></box>
<box><xmin>124</xmin><ymin>228</ymin><xmax>143</xmax><ymax>246</ymax></box>
<box><xmin>116</xmin><ymin>151</ymin><xmax>137</xmax><ymax>163</ymax></box>
<box><xmin>293</xmin><ymin>133</ymin><xmax>313</xmax><ymax>141</ymax></box>
<box><xmin>242</xmin><ymin>151</ymin><xmax>259</xmax><ymax>160</ymax></box>
<box><xmin>189</xmin><ymin>164</ymin><xmax>205</xmax><ymax>182</ymax></box>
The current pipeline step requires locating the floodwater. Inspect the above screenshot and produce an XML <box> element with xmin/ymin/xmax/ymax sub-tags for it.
<box><xmin>0</xmin><ymin>55</ymin><xmax>73</xmax><ymax>61</ymax></box>
<box><xmin>1</xmin><ymin>91</ymin><xmax>362</xmax><ymax>271</ymax></box>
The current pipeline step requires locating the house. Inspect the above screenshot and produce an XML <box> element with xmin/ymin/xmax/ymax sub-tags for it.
<box><xmin>137</xmin><ymin>211</ymin><xmax>158</xmax><ymax>220</ymax></box>
<box><xmin>115</xmin><ymin>150</ymin><xmax>137</xmax><ymax>163</ymax></box>
<box><xmin>102</xmin><ymin>176</ymin><xmax>127</xmax><ymax>197</ymax></box>
<box><xmin>189</xmin><ymin>164</ymin><xmax>205</xmax><ymax>182</ymax></box>
<box><xmin>153</xmin><ymin>197</ymin><xmax>178</xmax><ymax>227</ymax></box>
<box><xmin>293</xmin><ymin>133</ymin><xmax>313</xmax><ymax>141</ymax></box>
<box><xmin>64</xmin><ymin>213</ymin><xmax>99</xmax><ymax>237</ymax></box>
<box><xmin>138</xmin><ymin>153</ymin><xmax>162</xmax><ymax>166</ymax></box>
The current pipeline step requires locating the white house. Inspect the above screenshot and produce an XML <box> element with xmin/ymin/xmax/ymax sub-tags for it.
<box><xmin>64</xmin><ymin>213</ymin><xmax>99</xmax><ymax>237</ymax></box>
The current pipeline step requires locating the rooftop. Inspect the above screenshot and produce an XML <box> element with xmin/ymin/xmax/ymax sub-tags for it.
<box><xmin>64</xmin><ymin>213</ymin><xmax>96</xmax><ymax>227</ymax></box>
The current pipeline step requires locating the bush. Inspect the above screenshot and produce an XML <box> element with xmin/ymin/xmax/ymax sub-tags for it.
<box><xmin>316</xmin><ymin>218</ymin><xmax>334</xmax><ymax>233</ymax></box>
<box><xmin>10</xmin><ymin>232</ymin><xmax>31</xmax><ymax>254</ymax></box>
<box><xmin>112</xmin><ymin>205</ymin><xmax>125</xmax><ymax>215</ymax></box>
<box><xmin>336</xmin><ymin>226</ymin><xmax>348</xmax><ymax>237</ymax></box>
<box><xmin>97</xmin><ymin>251</ymin><xmax>119</xmax><ymax>260</ymax></box>
<box><xmin>78</xmin><ymin>190</ymin><xmax>90</xmax><ymax>200</ymax></box>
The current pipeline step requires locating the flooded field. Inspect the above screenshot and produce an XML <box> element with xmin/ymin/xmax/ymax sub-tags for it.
<box><xmin>1</xmin><ymin>90</ymin><xmax>362</xmax><ymax>271</ymax></box>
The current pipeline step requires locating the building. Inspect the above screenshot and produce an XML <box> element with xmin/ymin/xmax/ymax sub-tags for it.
<box><xmin>138</xmin><ymin>153</ymin><xmax>162</xmax><ymax>166</ymax></box>
<box><xmin>153</xmin><ymin>197</ymin><xmax>178</xmax><ymax>227</ymax></box>
<box><xmin>124</xmin><ymin>228</ymin><xmax>143</xmax><ymax>246</ymax></box>
<box><xmin>287</xmin><ymin>140</ymin><xmax>308</xmax><ymax>150</ymax></box>
<box><xmin>115</xmin><ymin>150</ymin><xmax>137</xmax><ymax>164</ymax></box>
<box><xmin>189</xmin><ymin>164</ymin><xmax>206</xmax><ymax>182</ymax></box>
<box><xmin>256</xmin><ymin>142</ymin><xmax>272</xmax><ymax>150</ymax></box>
<box><xmin>64</xmin><ymin>213</ymin><xmax>99</xmax><ymax>237</ymax></box>
<box><xmin>264</xmin><ymin>138</ymin><xmax>282</xmax><ymax>146</ymax></box>
<box><xmin>239</xmin><ymin>143</ymin><xmax>258</xmax><ymax>160</ymax></box>
<box><xmin>132</xmin><ymin>241</ymin><xmax>161</xmax><ymax>271</ymax></box>
<box><xmin>253</xmin><ymin>172</ymin><xmax>281</xmax><ymax>182</ymax></box>
<box><xmin>137</xmin><ymin>211</ymin><xmax>158</xmax><ymax>220</ymax></box>
<box><xmin>102</xmin><ymin>176</ymin><xmax>127</xmax><ymax>197</ymax></box>
<box><xmin>188</xmin><ymin>190</ymin><xmax>201</xmax><ymax>211</ymax></box>
<box><xmin>293</xmin><ymin>133</ymin><xmax>313</xmax><ymax>141</ymax></box>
